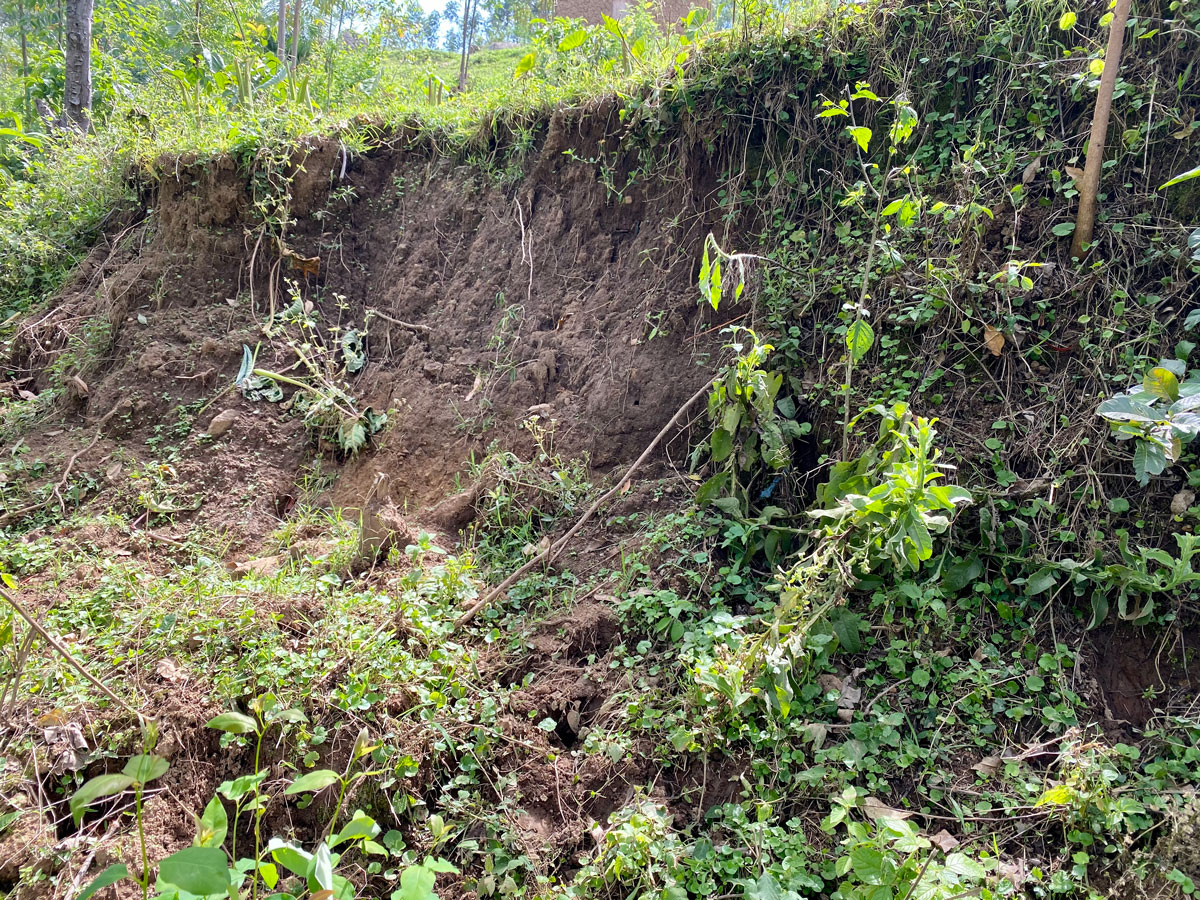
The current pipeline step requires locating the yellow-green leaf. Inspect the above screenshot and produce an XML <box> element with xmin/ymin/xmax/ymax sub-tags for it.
<box><xmin>1035</xmin><ymin>785</ymin><xmax>1075</xmax><ymax>806</ymax></box>
<box><xmin>513</xmin><ymin>52</ymin><xmax>537</xmax><ymax>79</ymax></box>
<box><xmin>846</xmin><ymin>126</ymin><xmax>872</xmax><ymax>152</ymax></box>
<box><xmin>1144</xmin><ymin>366</ymin><xmax>1180</xmax><ymax>402</ymax></box>
<box><xmin>1058</xmin><ymin>11</ymin><xmax>1077</xmax><ymax>29</ymax></box>
<box><xmin>557</xmin><ymin>29</ymin><xmax>587</xmax><ymax>51</ymax></box>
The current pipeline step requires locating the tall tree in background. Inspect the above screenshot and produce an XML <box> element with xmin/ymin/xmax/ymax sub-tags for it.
<box><xmin>1071</xmin><ymin>0</ymin><xmax>1134</xmax><ymax>259</ymax></box>
<box><xmin>17</xmin><ymin>0</ymin><xmax>31</xmax><ymax>120</ymax></box>
<box><xmin>277</xmin><ymin>0</ymin><xmax>287</xmax><ymax>61</ymax></box>
<box><xmin>423</xmin><ymin>9</ymin><xmax>440</xmax><ymax>47</ymax></box>
<box><xmin>443</xmin><ymin>0</ymin><xmax>460</xmax><ymax>51</ymax></box>
<box><xmin>62</xmin><ymin>0</ymin><xmax>93</xmax><ymax>129</ymax></box>
<box><xmin>289</xmin><ymin>0</ymin><xmax>302</xmax><ymax>67</ymax></box>
<box><xmin>457</xmin><ymin>0</ymin><xmax>472</xmax><ymax>89</ymax></box>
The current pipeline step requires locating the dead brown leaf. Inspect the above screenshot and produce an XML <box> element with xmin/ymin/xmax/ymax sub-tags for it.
<box><xmin>862</xmin><ymin>796</ymin><xmax>912</xmax><ymax>820</ymax></box>
<box><xmin>929</xmin><ymin>829</ymin><xmax>961</xmax><ymax>852</ymax></box>
<box><xmin>972</xmin><ymin>755</ymin><xmax>1002</xmax><ymax>777</ymax></box>
<box><xmin>156</xmin><ymin>658</ymin><xmax>185</xmax><ymax>683</ymax></box>
<box><xmin>984</xmin><ymin>325</ymin><xmax>1005</xmax><ymax>357</ymax></box>
<box><xmin>1021</xmin><ymin>156</ymin><xmax>1043</xmax><ymax>185</ymax></box>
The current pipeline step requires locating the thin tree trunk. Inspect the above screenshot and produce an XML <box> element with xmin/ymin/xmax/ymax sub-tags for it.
<box><xmin>57</xmin><ymin>0</ymin><xmax>63</xmax><ymax>50</ymax></box>
<box><xmin>457</xmin><ymin>0</ymin><xmax>472</xmax><ymax>91</ymax></box>
<box><xmin>277</xmin><ymin>0</ymin><xmax>287</xmax><ymax>61</ymax></box>
<box><xmin>1071</xmin><ymin>0</ymin><xmax>1133</xmax><ymax>259</ymax></box>
<box><xmin>18</xmin><ymin>0</ymin><xmax>30</xmax><ymax>122</ymax></box>
<box><xmin>63</xmin><ymin>0</ymin><xmax>94</xmax><ymax>131</ymax></box>
<box><xmin>290</xmin><ymin>0</ymin><xmax>302</xmax><ymax>69</ymax></box>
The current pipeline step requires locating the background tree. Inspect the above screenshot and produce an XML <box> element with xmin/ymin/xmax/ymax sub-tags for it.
<box><xmin>456</xmin><ymin>0</ymin><xmax>473</xmax><ymax>89</ymax></box>
<box><xmin>442</xmin><ymin>0</ymin><xmax>460</xmax><ymax>51</ymax></box>
<box><xmin>1070</xmin><ymin>0</ymin><xmax>1134</xmax><ymax>258</ymax></box>
<box><xmin>61</xmin><ymin>0</ymin><xmax>91</xmax><ymax>128</ymax></box>
<box><xmin>276</xmin><ymin>0</ymin><xmax>286</xmax><ymax>61</ymax></box>
<box><xmin>289</xmin><ymin>0</ymin><xmax>302</xmax><ymax>67</ymax></box>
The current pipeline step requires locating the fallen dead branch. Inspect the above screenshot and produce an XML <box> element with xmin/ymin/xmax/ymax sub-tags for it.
<box><xmin>0</xmin><ymin>584</ymin><xmax>146</xmax><ymax>723</ymax></box>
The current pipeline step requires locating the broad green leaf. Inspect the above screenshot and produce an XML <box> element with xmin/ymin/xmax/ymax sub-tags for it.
<box><xmin>1026</xmin><ymin>568</ymin><xmax>1058</xmax><ymax>596</ymax></box>
<box><xmin>710</xmin><ymin>427</ymin><xmax>734</xmax><ymax>463</ymax></box>
<box><xmin>422</xmin><ymin>858</ymin><xmax>458</xmax><ymax>874</ymax></box>
<box><xmin>309</xmin><ymin>842</ymin><xmax>334</xmax><ymax>891</ymax></box>
<box><xmin>943</xmin><ymin>556</ymin><xmax>983</xmax><ymax>592</ymax></box>
<box><xmin>1051</xmin><ymin>221</ymin><xmax>1075</xmax><ymax>236</ymax></box>
<box><xmin>712</xmin><ymin>496</ymin><xmax>743</xmax><ymax>516</ymax></box>
<box><xmin>123</xmin><ymin>754</ymin><xmax>169</xmax><ymax>785</ymax></box>
<box><xmin>1096</xmin><ymin>395</ymin><xmax>1159</xmax><ymax>422</ymax></box>
<box><xmin>206</xmin><ymin>711</ymin><xmax>258</xmax><ymax>734</ymax></box>
<box><xmin>694</xmin><ymin>472</ymin><xmax>729</xmax><ymax>506</ymax></box>
<box><xmin>285</xmin><ymin>769</ymin><xmax>340</xmax><ymax>795</ymax></box>
<box><xmin>71</xmin><ymin>774</ymin><xmax>135</xmax><ymax>827</ymax></box>
<box><xmin>392</xmin><ymin>865</ymin><xmax>437</xmax><ymax>900</ymax></box>
<box><xmin>815</xmin><ymin>106</ymin><xmax>848</xmax><ymax>118</ymax></box>
<box><xmin>709</xmin><ymin>257</ymin><xmax>722</xmax><ymax>310</ymax></box>
<box><xmin>513</xmin><ymin>52</ymin><xmax>537</xmax><ymax>79</ymax></box>
<box><xmin>720</xmin><ymin>402</ymin><xmax>742</xmax><ymax>435</ymax></box>
<box><xmin>848</xmin><ymin>845</ymin><xmax>886</xmax><ymax>883</ymax></box>
<box><xmin>905</xmin><ymin>513</ymin><xmax>934</xmax><ymax>563</ymax></box>
<box><xmin>1144</xmin><ymin>366</ymin><xmax>1181</xmax><ymax>402</ymax></box>
<box><xmin>1088</xmin><ymin>593</ymin><xmax>1110</xmax><ymax>629</ymax></box>
<box><xmin>158</xmin><ymin>847</ymin><xmax>231</xmax><ymax>896</ymax></box>
<box><xmin>218</xmin><ymin>769</ymin><xmax>266</xmax><ymax>802</ymax></box>
<box><xmin>195</xmin><ymin>796</ymin><xmax>228</xmax><ymax>848</ymax></box>
<box><xmin>601</xmin><ymin>13</ymin><xmax>622</xmax><ymax>36</ymax></box>
<box><xmin>1133</xmin><ymin>439</ymin><xmax>1168</xmax><ymax>483</ymax></box>
<box><xmin>268</xmin><ymin>839</ymin><xmax>313</xmax><ymax>877</ymax></box>
<box><xmin>830</xmin><ymin>607</ymin><xmax>862</xmax><ymax>654</ymax></box>
<box><xmin>1058</xmin><ymin>10</ymin><xmax>1077</xmax><ymax>29</ymax></box>
<box><xmin>78</xmin><ymin>863</ymin><xmax>130</xmax><ymax>900</ymax></box>
<box><xmin>557</xmin><ymin>29</ymin><xmax>587</xmax><ymax>51</ymax></box>
<box><xmin>846</xmin><ymin>319</ymin><xmax>875</xmax><ymax>363</ymax></box>
<box><xmin>258</xmin><ymin>863</ymin><xmax>279</xmax><ymax>889</ymax></box>
<box><xmin>332</xmin><ymin>810</ymin><xmax>380</xmax><ymax>847</ymax></box>
<box><xmin>846</xmin><ymin>126</ymin><xmax>871</xmax><ymax>152</ymax></box>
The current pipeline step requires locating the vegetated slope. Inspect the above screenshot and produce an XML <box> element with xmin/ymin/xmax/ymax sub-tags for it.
<box><xmin>2</xmin><ymin>2</ymin><xmax>1200</xmax><ymax>899</ymax></box>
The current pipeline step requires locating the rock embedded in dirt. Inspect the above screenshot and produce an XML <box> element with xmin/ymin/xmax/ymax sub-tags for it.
<box><xmin>1171</xmin><ymin>489</ymin><xmax>1195</xmax><ymax>516</ymax></box>
<box><xmin>206</xmin><ymin>408</ymin><xmax>240</xmax><ymax>438</ymax></box>
<box><xmin>229</xmin><ymin>555</ymin><xmax>280</xmax><ymax>578</ymax></box>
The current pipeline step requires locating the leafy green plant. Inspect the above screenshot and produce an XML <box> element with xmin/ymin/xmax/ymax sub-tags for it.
<box><xmin>1096</xmin><ymin>359</ymin><xmax>1200</xmax><ymax>484</ymax></box>
<box><xmin>1095</xmin><ymin>532</ymin><xmax>1200</xmax><ymax>624</ymax></box>
<box><xmin>76</xmin><ymin>709</ymin><xmax>454</xmax><ymax>900</ymax></box>
<box><xmin>72</xmin><ymin>742</ymin><xmax>168</xmax><ymax>900</ymax></box>
<box><xmin>823</xmin><ymin>790</ymin><xmax>997</xmax><ymax>900</ymax></box>
<box><xmin>810</xmin><ymin>402</ymin><xmax>972</xmax><ymax>574</ymax></box>
<box><xmin>568</xmin><ymin>798</ymin><xmax>686</xmax><ymax>899</ymax></box>
<box><xmin>695</xmin><ymin>328</ymin><xmax>809</xmax><ymax>516</ymax></box>
<box><xmin>239</xmin><ymin>290</ymin><xmax>387</xmax><ymax>454</ymax></box>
